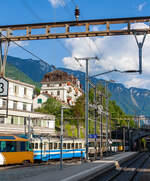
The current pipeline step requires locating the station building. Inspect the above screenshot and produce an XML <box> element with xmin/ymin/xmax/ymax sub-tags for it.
<box><xmin>33</xmin><ymin>70</ymin><xmax>82</xmax><ymax>109</ymax></box>
<box><xmin>0</xmin><ymin>78</ymin><xmax>55</xmax><ymax>136</ymax></box>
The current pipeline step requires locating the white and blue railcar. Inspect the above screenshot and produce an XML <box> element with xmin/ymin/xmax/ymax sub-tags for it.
<box><xmin>31</xmin><ymin>137</ymin><xmax>85</xmax><ymax>161</ymax></box>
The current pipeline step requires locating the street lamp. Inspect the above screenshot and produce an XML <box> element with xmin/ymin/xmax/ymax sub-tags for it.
<box><xmin>60</xmin><ymin>106</ymin><xmax>69</xmax><ymax>170</ymax></box>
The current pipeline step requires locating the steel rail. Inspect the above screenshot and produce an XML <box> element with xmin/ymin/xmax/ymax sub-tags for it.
<box><xmin>106</xmin><ymin>152</ymin><xmax>149</xmax><ymax>181</ymax></box>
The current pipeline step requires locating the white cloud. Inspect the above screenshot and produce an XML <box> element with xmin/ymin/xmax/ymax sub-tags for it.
<box><xmin>48</xmin><ymin>0</ymin><xmax>65</xmax><ymax>7</ymax></box>
<box><xmin>62</xmin><ymin>23</ymin><xmax>150</xmax><ymax>89</ymax></box>
<box><xmin>125</xmin><ymin>77</ymin><xmax>150</xmax><ymax>89</ymax></box>
<box><xmin>138</xmin><ymin>2</ymin><xmax>146</xmax><ymax>12</ymax></box>
<box><xmin>9</xmin><ymin>41</ymin><xmax>29</xmax><ymax>48</ymax></box>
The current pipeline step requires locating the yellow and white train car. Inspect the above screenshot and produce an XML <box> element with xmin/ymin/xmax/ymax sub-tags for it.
<box><xmin>0</xmin><ymin>135</ymin><xmax>33</xmax><ymax>165</ymax></box>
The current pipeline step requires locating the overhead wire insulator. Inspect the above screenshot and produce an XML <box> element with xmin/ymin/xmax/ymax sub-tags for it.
<box><xmin>75</xmin><ymin>6</ymin><xmax>80</xmax><ymax>21</ymax></box>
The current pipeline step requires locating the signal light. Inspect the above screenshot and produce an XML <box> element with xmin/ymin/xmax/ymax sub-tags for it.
<box><xmin>75</xmin><ymin>6</ymin><xmax>80</xmax><ymax>21</ymax></box>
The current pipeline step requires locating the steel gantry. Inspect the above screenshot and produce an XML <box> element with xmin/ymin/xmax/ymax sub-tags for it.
<box><xmin>0</xmin><ymin>16</ymin><xmax>150</xmax><ymax>41</ymax></box>
<box><xmin>0</xmin><ymin>16</ymin><xmax>148</xmax><ymax>77</ymax></box>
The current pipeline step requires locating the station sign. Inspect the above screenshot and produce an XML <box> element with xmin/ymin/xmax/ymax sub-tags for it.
<box><xmin>0</xmin><ymin>77</ymin><xmax>8</xmax><ymax>96</ymax></box>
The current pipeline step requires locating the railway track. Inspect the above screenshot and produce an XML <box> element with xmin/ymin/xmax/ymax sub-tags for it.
<box><xmin>0</xmin><ymin>158</ymin><xmax>82</xmax><ymax>170</ymax></box>
<box><xmin>93</xmin><ymin>152</ymin><xmax>150</xmax><ymax>181</ymax></box>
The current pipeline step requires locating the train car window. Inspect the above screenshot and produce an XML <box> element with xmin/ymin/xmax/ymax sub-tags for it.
<box><xmin>40</xmin><ymin>143</ymin><xmax>43</xmax><ymax>149</ymax></box>
<box><xmin>49</xmin><ymin>143</ymin><xmax>52</xmax><ymax>149</ymax></box>
<box><xmin>20</xmin><ymin>142</ymin><xmax>26</xmax><ymax>151</ymax></box>
<box><xmin>79</xmin><ymin>143</ymin><xmax>82</xmax><ymax>149</ymax></box>
<box><xmin>54</xmin><ymin>143</ymin><xmax>57</xmax><ymax>149</ymax></box>
<box><xmin>26</xmin><ymin>142</ymin><xmax>32</xmax><ymax>151</ymax></box>
<box><xmin>6</xmin><ymin>141</ymin><xmax>16</xmax><ymax>152</ymax></box>
<box><xmin>35</xmin><ymin>143</ymin><xmax>38</xmax><ymax>149</ymax></box>
<box><xmin>67</xmin><ymin>143</ymin><xmax>71</xmax><ymax>149</ymax></box>
<box><xmin>89</xmin><ymin>142</ymin><xmax>94</xmax><ymax>147</ymax></box>
<box><xmin>0</xmin><ymin>141</ymin><xmax>6</xmax><ymax>152</ymax></box>
<box><xmin>63</xmin><ymin>143</ymin><xmax>66</xmax><ymax>149</ymax></box>
<box><xmin>72</xmin><ymin>143</ymin><xmax>74</xmax><ymax>148</ymax></box>
<box><xmin>31</xmin><ymin>143</ymin><xmax>34</xmax><ymax>149</ymax></box>
<box><xmin>16</xmin><ymin>142</ymin><xmax>20</xmax><ymax>151</ymax></box>
<box><xmin>75</xmin><ymin>143</ymin><xmax>78</xmax><ymax>149</ymax></box>
<box><xmin>58</xmin><ymin>143</ymin><xmax>60</xmax><ymax>149</ymax></box>
<box><xmin>44</xmin><ymin>143</ymin><xmax>47</xmax><ymax>151</ymax></box>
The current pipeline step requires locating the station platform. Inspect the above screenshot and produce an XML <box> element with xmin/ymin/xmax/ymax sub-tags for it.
<box><xmin>20</xmin><ymin>152</ymin><xmax>138</xmax><ymax>181</ymax></box>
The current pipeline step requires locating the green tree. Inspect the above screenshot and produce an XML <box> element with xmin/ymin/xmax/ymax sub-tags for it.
<box><xmin>71</xmin><ymin>94</ymin><xmax>85</xmax><ymax>138</ymax></box>
<box><xmin>34</xmin><ymin>87</ymin><xmax>40</xmax><ymax>96</ymax></box>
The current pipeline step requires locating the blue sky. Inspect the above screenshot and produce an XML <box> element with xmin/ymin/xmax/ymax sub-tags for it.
<box><xmin>1</xmin><ymin>0</ymin><xmax>150</xmax><ymax>89</ymax></box>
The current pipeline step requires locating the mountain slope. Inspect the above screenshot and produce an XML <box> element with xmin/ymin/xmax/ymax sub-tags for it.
<box><xmin>6</xmin><ymin>55</ymin><xmax>150</xmax><ymax>116</ymax></box>
<box><xmin>5</xmin><ymin>61</ymin><xmax>40</xmax><ymax>88</ymax></box>
<box><xmin>7</xmin><ymin>56</ymin><xmax>54</xmax><ymax>82</ymax></box>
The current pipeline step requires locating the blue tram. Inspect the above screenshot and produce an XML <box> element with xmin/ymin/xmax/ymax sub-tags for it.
<box><xmin>31</xmin><ymin>137</ymin><xmax>85</xmax><ymax>161</ymax></box>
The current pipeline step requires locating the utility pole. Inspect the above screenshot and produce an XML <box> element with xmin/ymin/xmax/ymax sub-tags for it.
<box><xmin>109</xmin><ymin>113</ymin><xmax>112</xmax><ymax>154</ymax></box>
<box><xmin>100</xmin><ymin>93</ymin><xmax>103</xmax><ymax>160</ymax></box>
<box><xmin>60</xmin><ymin>107</ymin><xmax>63</xmax><ymax>170</ymax></box>
<box><xmin>123</xmin><ymin>127</ymin><xmax>126</xmax><ymax>152</ymax></box>
<box><xmin>94</xmin><ymin>87</ymin><xmax>97</xmax><ymax>160</ymax></box>
<box><xmin>133</xmin><ymin>32</ymin><xmax>146</xmax><ymax>74</ymax></box>
<box><xmin>105</xmin><ymin>81</ymin><xmax>109</xmax><ymax>156</ymax></box>
<box><xmin>89</xmin><ymin>79</ymin><xmax>97</xmax><ymax>160</ymax></box>
<box><xmin>28</xmin><ymin>115</ymin><xmax>32</xmax><ymax>141</ymax></box>
<box><xmin>75</xmin><ymin>56</ymin><xmax>98</xmax><ymax>161</ymax></box>
<box><xmin>0</xmin><ymin>33</ymin><xmax>10</xmax><ymax>77</ymax></box>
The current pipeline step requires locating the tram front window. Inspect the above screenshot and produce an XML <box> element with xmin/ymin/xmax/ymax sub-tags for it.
<box><xmin>0</xmin><ymin>141</ymin><xmax>6</xmax><ymax>152</ymax></box>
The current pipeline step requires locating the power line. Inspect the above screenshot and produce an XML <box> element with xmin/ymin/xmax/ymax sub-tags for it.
<box><xmin>22</xmin><ymin>0</ymin><xmax>42</xmax><ymax>22</ymax></box>
<box><xmin>1</xmin><ymin>33</ymin><xmax>51</xmax><ymax>68</ymax></box>
<box><xmin>21</xmin><ymin>0</ymin><xmax>73</xmax><ymax>66</ymax></box>
<box><xmin>62</xmin><ymin>2</ymin><xmax>74</xmax><ymax>19</ymax></box>
<box><xmin>21</xmin><ymin>1</ymin><xmax>99</xmax><ymax>69</ymax></box>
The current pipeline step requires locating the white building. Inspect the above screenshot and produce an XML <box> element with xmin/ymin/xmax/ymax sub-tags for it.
<box><xmin>33</xmin><ymin>93</ymin><xmax>51</xmax><ymax>110</ymax></box>
<box><xmin>0</xmin><ymin>78</ymin><xmax>55</xmax><ymax>136</ymax></box>
<box><xmin>40</xmin><ymin>70</ymin><xmax>82</xmax><ymax>106</ymax></box>
<box><xmin>33</xmin><ymin>92</ymin><xmax>68</xmax><ymax>110</ymax></box>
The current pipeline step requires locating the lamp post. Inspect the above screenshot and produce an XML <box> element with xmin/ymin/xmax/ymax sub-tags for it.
<box><xmin>60</xmin><ymin>106</ymin><xmax>69</xmax><ymax>170</ymax></box>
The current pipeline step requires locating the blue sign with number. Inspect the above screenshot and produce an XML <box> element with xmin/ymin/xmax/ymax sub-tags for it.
<box><xmin>88</xmin><ymin>134</ymin><xmax>98</xmax><ymax>138</ymax></box>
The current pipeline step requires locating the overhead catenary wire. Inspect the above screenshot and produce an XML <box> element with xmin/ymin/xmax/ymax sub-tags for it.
<box><xmin>21</xmin><ymin>1</ymin><xmax>99</xmax><ymax>69</ymax></box>
<box><xmin>22</xmin><ymin>0</ymin><xmax>42</xmax><ymax>22</ymax></box>
<box><xmin>1</xmin><ymin>33</ymin><xmax>52</xmax><ymax>68</ymax></box>
<box><xmin>20</xmin><ymin>0</ymin><xmax>75</xmax><ymax>68</ymax></box>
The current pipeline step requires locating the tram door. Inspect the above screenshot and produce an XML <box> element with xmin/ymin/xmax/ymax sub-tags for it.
<box><xmin>43</xmin><ymin>142</ymin><xmax>47</xmax><ymax>157</ymax></box>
